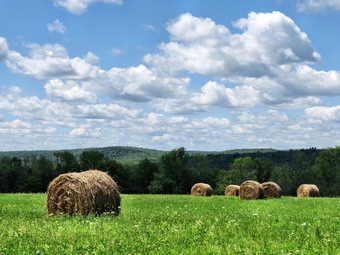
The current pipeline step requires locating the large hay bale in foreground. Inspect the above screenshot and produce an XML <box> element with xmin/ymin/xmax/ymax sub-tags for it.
<box><xmin>191</xmin><ymin>183</ymin><xmax>213</xmax><ymax>196</ymax></box>
<box><xmin>261</xmin><ymin>182</ymin><xmax>282</xmax><ymax>199</ymax></box>
<box><xmin>47</xmin><ymin>170</ymin><xmax>120</xmax><ymax>216</ymax></box>
<box><xmin>296</xmin><ymin>184</ymin><xmax>320</xmax><ymax>197</ymax></box>
<box><xmin>225</xmin><ymin>185</ymin><xmax>240</xmax><ymax>196</ymax></box>
<box><xmin>239</xmin><ymin>180</ymin><xmax>264</xmax><ymax>200</ymax></box>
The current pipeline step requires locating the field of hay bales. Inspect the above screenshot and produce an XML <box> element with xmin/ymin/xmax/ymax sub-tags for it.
<box><xmin>0</xmin><ymin>194</ymin><xmax>339</xmax><ymax>255</ymax></box>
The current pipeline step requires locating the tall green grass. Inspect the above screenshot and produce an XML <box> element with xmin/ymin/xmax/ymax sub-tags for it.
<box><xmin>0</xmin><ymin>194</ymin><xmax>339</xmax><ymax>255</ymax></box>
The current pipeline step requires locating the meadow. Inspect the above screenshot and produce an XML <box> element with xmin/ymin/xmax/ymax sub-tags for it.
<box><xmin>0</xmin><ymin>194</ymin><xmax>339</xmax><ymax>255</ymax></box>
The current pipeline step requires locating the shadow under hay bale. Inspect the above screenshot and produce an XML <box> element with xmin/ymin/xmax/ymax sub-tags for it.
<box><xmin>296</xmin><ymin>184</ymin><xmax>320</xmax><ymax>198</ymax></box>
<box><xmin>239</xmin><ymin>180</ymin><xmax>264</xmax><ymax>200</ymax></box>
<box><xmin>191</xmin><ymin>183</ymin><xmax>213</xmax><ymax>196</ymax></box>
<box><xmin>225</xmin><ymin>185</ymin><xmax>240</xmax><ymax>196</ymax></box>
<box><xmin>47</xmin><ymin>170</ymin><xmax>120</xmax><ymax>216</ymax></box>
<box><xmin>261</xmin><ymin>182</ymin><xmax>282</xmax><ymax>199</ymax></box>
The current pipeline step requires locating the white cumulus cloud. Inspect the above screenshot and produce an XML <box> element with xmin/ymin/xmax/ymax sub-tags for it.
<box><xmin>191</xmin><ymin>81</ymin><xmax>260</xmax><ymax>108</ymax></box>
<box><xmin>44</xmin><ymin>79</ymin><xmax>98</xmax><ymax>104</ymax></box>
<box><xmin>145</xmin><ymin>12</ymin><xmax>320</xmax><ymax>79</ymax></box>
<box><xmin>4</xmin><ymin>10</ymin><xmax>340</xmax><ymax>150</ymax></box>
<box><xmin>84</xmin><ymin>52</ymin><xmax>100</xmax><ymax>64</ymax></box>
<box><xmin>0</xmin><ymin>88</ymin><xmax>141</xmax><ymax>124</ymax></box>
<box><xmin>86</xmin><ymin>64</ymin><xmax>190</xmax><ymax>102</ymax></box>
<box><xmin>304</xmin><ymin>105</ymin><xmax>340</xmax><ymax>121</ymax></box>
<box><xmin>6</xmin><ymin>43</ymin><xmax>99</xmax><ymax>80</ymax></box>
<box><xmin>232</xmin><ymin>64</ymin><xmax>340</xmax><ymax>107</ymax></box>
<box><xmin>232</xmin><ymin>11</ymin><xmax>320</xmax><ymax>65</ymax></box>
<box><xmin>54</xmin><ymin>0</ymin><xmax>122</xmax><ymax>15</ymax></box>
<box><xmin>47</xmin><ymin>19</ymin><xmax>67</xmax><ymax>34</ymax></box>
<box><xmin>111</xmin><ymin>47</ymin><xmax>123</xmax><ymax>55</ymax></box>
<box><xmin>298</xmin><ymin>0</ymin><xmax>340</xmax><ymax>12</ymax></box>
<box><xmin>69</xmin><ymin>127</ymin><xmax>102</xmax><ymax>137</ymax></box>
<box><xmin>0</xmin><ymin>37</ymin><xmax>9</xmax><ymax>61</ymax></box>
<box><xmin>274</xmin><ymin>65</ymin><xmax>340</xmax><ymax>96</ymax></box>
<box><xmin>0</xmin><ymin>119</ymin><xmax>31</xmax><ymax>129</ymax></box>
<box><xmin>167</xmin><ymin>13</ymin><xmax>229</xmax><ymax>44</ymax></box>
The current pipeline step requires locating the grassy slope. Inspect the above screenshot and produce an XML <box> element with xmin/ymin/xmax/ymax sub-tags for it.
<box><xmin>0</xmin><ymin>194</ymin><xmax>339</xmax><ymax>255</ymax></box>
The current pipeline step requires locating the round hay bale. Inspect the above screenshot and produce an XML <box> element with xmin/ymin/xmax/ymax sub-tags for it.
<box><xmin>239</xmin><ymin>180</ymin><xmax>264</xmax><ymax>200</ymax></box>
<box><xmin>296</xmin><ymin>184</ymin><xmax>320</xmax><ymax>197</ymax></box>
<box><xmin>224</xmin><ymin>185</ymin><xmax>240</xmax><ymax>196</ymax></box>
<box><xmin>261</xmin><ymin>182</ymin><xmax>282</xmax><ymax>199</ymax></box>
<box><xmin>47</xmin><ymin>170</ymin><xmax>120</xmax><ymax>216</ymax></box>
<box><xmin>191</xmin><ymin>183</ymin><xmax>213</xmax><ymax>196</ymax></box>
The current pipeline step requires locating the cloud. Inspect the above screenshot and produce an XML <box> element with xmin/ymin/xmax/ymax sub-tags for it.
<box><xmin>2</xmin><ymin>36</ymin><xmax>190</xmax><ymax>104</ymax></box>
<box><xmin>232</xmin><ymin>11</ymin><xmax>320</xmax><ymax>65</ymax></box>
<box><xmin>84</xmin><ymin>52</ymin><xmax>100</xmax><ymax>64</ymax></box>
<box><xmin>0</xmin><ymin>37</ymin><xmax>9</xmax><ymax>61</ymax></box>
<box><xmin>274</xmin><ymin>65</ymin><xmax>340</xmax><ymax>96</ymax></box>
<box><xmin>191</xmin><ymin>81</ymin><xmax>261</xmax><ymax>108</ymax></box>
<box><xmin>44</xmin><ymin>79</ymin><xmax>98</xmax><ymax>104</ymax></box>
<box><xmin>133</xmin><ymin>110</ymin><xmax>324</xmax><ymax>150</ymax></box>
<box><xmin>3</xmin><ymin>11</ymin><xmax>340</xmax><ymax>151</ymax></box>
<box><xmin>8</xmin><ymin>86</ymin><xmax>23</xmax><ymax>95</ymax></box>
<box><xmin>0</xmin><ymin>88</ymin><xmax>141</xmax><ymax>124</ymax></box>
<box><xmin>151</xmin><ymin>98</ymin><xmax>207</xmax><ymax>115</ymax></box>
<box><xmin>141</xmin><ymin>24</ymin><xmax>158</xmax><ymax>32</ymax></box>
<box><xmin>132</xmin><ymin>113</ymin><xmax>233</xmax><ymax>149</ymax></box>
<box><xmin>144</xmin><ymin>12</ymin><xmax>320</xmax><ymax>78</ymax></box>
<box><xmin>0</xmin><ymin>119</ymin><xmax>57</xmax><ymax>136</ymax></box>
<box><xmin>75</xmin><ymin>104</ymin><xmax>142</xmax><ymax>120</ymax></box>
<box><xmin>0</xmin><ymin>94</ymin><xmax>65</xmax><ymax>120</ymax></box>
<box><xmin>85</xmin><ymin>64</ymin><xmax>190</xmax><ymax>102</ymax></box>
<box><xmin>231</xmin><ymin>65</ymin><xmax>340</xmax><ymax>107</ymax></box>
<box><xmin>298</xmin><ymin>0</ymin><xmax>340</xmax><ymax>12</ymax></box>
<box><xmin>6</xmin><ymin>43</ymin><xmax>99</xmax><ymax>80</ymax></box>
<box><xmin>185</xmin><ymin>116</ymin><xmax>231</xmax><ymax>130</ymax></box>
<box><xmin>69</xmin><ymin>127</ymin><xmax>102</xmax><ymax>137</ymax></box>
<box><xmin>47</xmin><ymin>19</ymin><xmax>67</xmax><ymax>34</ymax></box>
<box><xmin>150</xmin><ymin>65</ymin><xmax>334</xmax><ymax>112</ymax></box>
<box><xmin>270</xmin><ymin>96</ymin><xmax>322</xmax><ymax>109</ymax></box>
<box><xmin>0</xmin><ymin>119</ymin><xmax>31</xmax><ymax>129</ymax></box>
<box><xmin>304</xmin><ymin>105</ymin><xmax>340</xmax><ymax>122</ymax></box>
<box><xmin>167</xmin><ymin>13</ymin><xmax>229</xmax><ymax>43</ymax></box>
<box><xmin>1</xmin><ymin>84</ymin><xmax>339</xmax><ymax>150</ymax></box>
<box><xmin>229</xmin><ymin>109</ymin><xmax>315</xmax><ymax>147</ymax></box>
<box><xmin>111</xmin><ymin>47</ymin><xmax>123</xmax><ymax>55</ymax></box>
<box><xmin>236</xmin><ymin>109</ymin><xmax>289</xmax><ymax>128</ymax></box>
<box><xmin>142</xmin><ymin>12</ymin><xmax>338</xmax><ymax>110</ymax></box>
<box><xmin>152</xmin><ymin>133</ymin><xmax>177</xmax><ymax>143</ymax></box>
<box><xmin>3</xmin><ymin>10</ymin><xmax>330</xmax><ymax>111</ymax></box>
<box><xmin>54</xmin><ymin>0</ymin><xmax>122</xmax><ymax>15</ymax></box>
<box><xmin>142</xmin><ymin>12</ymin><xmax>331</xmax><ymax>110</ymax></box>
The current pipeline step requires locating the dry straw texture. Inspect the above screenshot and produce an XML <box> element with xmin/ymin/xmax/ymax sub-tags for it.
<box><xmin>296</xmin><ymin>184</ymin><xmax>320</xmax><ymax>197</ymax></box>
<box><xmin>261</xmin><ymin>182</ymin><xmax>282</xmax><ymax>199</ymax></box>
<box><xmin>47</xmin><ymin>170</ymin><xmax>120</xmax><ymax>216</ymax></box>
<box><xmin>225</xmin><ymin>185</ymin><xmax>240</xmax><ymax>196</ymax></box>
<box><xmin>239</xmin><ymin>180</ymin><xmax>264</xmax><ymax>200</ymax></box>
<box><xmin>191</xmin><ymin>183</ymin><xmax>213</xmax><ymax>196</ymax></box>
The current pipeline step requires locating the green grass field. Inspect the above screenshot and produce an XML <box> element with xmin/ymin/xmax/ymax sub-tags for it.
<box><xmin>0</xmin><ymin>194</ymin><xmax>339</xmax><ymax>255</ymax></box>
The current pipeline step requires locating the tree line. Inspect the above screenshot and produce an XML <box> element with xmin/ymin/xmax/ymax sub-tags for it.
<box><xmin>0</xmin><ymin>147</ymin><xmax>339</xmax><ymax>196</ymax></box>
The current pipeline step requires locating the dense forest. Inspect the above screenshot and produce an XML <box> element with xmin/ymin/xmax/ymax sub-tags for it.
<box><xmin>0</xmin><ymin>147</ymin><xmax>339</xmax><ymax>196</ymax></box>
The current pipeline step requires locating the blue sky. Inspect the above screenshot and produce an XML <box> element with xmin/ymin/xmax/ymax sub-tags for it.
<box><xmin>1</xmin><ymin>0</ymin><xmax>340</xmax><ymax>151</ymax></box>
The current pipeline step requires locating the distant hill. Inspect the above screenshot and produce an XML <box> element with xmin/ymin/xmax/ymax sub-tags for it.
<box><xmin>188</xmin><ymin>148</ymin><xmax>278</xmax><ymax>155</ymax></box>
<box><xmin>0</xmin><ymin>146</ymin><xmax>165</xmax><ymax>163</ymax></box>
<box><xmin>0</xmin><ymin>146</ymin><xmax>278</xmax><ymax>163</ymax></box>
